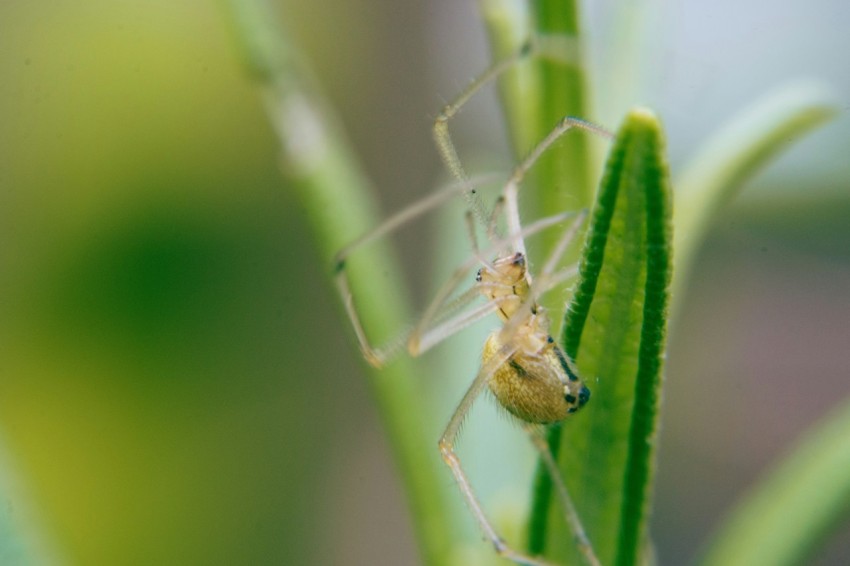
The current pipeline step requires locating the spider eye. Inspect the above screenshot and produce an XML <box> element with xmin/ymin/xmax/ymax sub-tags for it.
<box><xmin>475</xmin><ymin>269</ymin><xmax>482</xmax><ymax>282</ymax></box>
<box><xmin>511</xmin><ymin>252</ymin><xmax>525</xmax><ymax>266</ymax></box>
<box><xmin>578</xmin><ymin>385</ymin><xmax>591</xmax><ymax>407</ymax></box>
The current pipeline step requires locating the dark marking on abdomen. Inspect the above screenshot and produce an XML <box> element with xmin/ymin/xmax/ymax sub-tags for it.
<box><xmin>552</xmin><ymin>342</ymin><xmax>580</xmax><ymax>382</ymax></box>
<box><xmin>509</xmin><ymin>360</ymin><xmax>528</xmax><ymax>377</ymax></box>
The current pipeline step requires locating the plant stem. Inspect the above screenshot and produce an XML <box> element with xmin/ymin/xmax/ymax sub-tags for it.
<box><xmin>223</xmin><ymin>2</ymin><xmax>459</xmax><ymax>563</ymax></box>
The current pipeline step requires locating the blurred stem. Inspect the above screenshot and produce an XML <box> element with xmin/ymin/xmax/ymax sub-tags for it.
<box><xmin>531</xmin><ymin>0</ymin><xmax>594</xmax><ymax>211</ymax></box>
<box><xmin>223</xmin><ymin>1</ymin><xmax>458</xmax><ymax>564</ymax></box>
<box><xmin>478</xmin><ymin>0</ymin><xmax>537</xmax><ymax>155</ymax></box>
<box><xmin>479</xmin><ymin>0</ymin><xmax>595</xmax><ymax>216</ymax></box>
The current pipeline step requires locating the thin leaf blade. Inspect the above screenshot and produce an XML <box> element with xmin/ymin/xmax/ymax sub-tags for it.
<box><xmin>529</xmin><ymin>109</ymin><xmax>673</xmax><ymax>565</ymax></box>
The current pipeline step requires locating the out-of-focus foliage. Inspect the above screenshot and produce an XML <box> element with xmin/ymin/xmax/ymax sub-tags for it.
<box><xmin>2</xmin><ymin>1</ymin><xmax>849</xmax><ymax>565</ymax></box>
<box><xmin>0</xmin><ymin>2</ymin><xmax>366</xmax><ymax>564</ymax></box>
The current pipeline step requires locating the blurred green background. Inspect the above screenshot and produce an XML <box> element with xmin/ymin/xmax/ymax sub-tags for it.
<box><xmin>1</xmin><ymin>1</ymin><xmax>848</xmax><ymax>565</ymax></box>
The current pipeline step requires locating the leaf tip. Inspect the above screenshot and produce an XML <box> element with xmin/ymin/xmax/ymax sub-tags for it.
<box><xmin>623</xmin><ymin>107</ymin><xmax>664</xmax><ymax>134</ymax></box>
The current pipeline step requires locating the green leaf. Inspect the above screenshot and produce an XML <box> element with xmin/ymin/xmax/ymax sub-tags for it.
<box><xmin>699</xmin><ymin>396</ymin><xmax>850</xmax><ymax>566</ymax></box>
<box><xmin>673</xmin><ymin>81</ymin><xmax>837</xmax><ymax>301</ymax></box>
<box><xmin>528</xmin><ymin>109</ymin><xmax>673</xmax><ymax>566</ymax></box>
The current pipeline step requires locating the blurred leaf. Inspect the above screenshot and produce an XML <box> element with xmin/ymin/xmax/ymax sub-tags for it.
<box><xmin>529</xmin><ymin>109</ymin><xmax>672</xmax><ymax>565</ymax></box>
<box><xmin>699</xmin><ymin>396</ymin><xmax>850</xmax><ymax>566</ymax></box>
<box><xmin>673</xmin><ymin>81</ymin><xmax>837</xmax><ymax>299</ymax></box>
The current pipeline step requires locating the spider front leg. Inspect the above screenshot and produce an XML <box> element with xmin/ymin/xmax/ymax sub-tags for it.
<box><xmin>333</xmin><ymin>175</ymin><xmax>500</xmax><ymax>367</ymax></box>
<box><xmin>431</xmin><ymin>35</ymin><xmax>613</xmax><ymax>250</ymax></box>
<box><xmin>432</xmin><ymin>39</ymin><xmax>534</xmax><ymax>229</ymax></box>
<box><xmin>408</xmin><ymin>209</ymin><xmax>577</xmax><ymax>356</ymax></box>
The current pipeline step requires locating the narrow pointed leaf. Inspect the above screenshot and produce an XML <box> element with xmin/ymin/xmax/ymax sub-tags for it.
<box><xmin>673</xmin><ymin>82</ymin><xmax>836</xmax><ymax>299</ymax></box>
<box><xmin>528</xmin><ymin>109</ymin><xmax>672</xmax><ymax>566</ymax></box>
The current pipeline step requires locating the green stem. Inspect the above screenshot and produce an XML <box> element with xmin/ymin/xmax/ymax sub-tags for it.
<box><xmin>531</xmin><ymin>0</ymin><xmax>593</xmax><ymax>210</ymax></box>
<box><xmin>222</xmin><ymin>2</ymin><xmax>458</xmax><ymax>563</ymax></box>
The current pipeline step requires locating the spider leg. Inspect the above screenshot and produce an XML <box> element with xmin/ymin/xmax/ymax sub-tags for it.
<box><xmin>439</xmin><ymin>342</ymin><xmax>560</xmax><ymax>566</ymax></box>
<box><xmin>433</xmin><ymin>40</ymin><xmax>535</xmax><ymax>228</ymax></box>
<box><xmin>409</xmin><ymin>210</ymin><xmax>575</xmax><ymax>356</ymax></box>
<box><xmin>501</xmin><ymin>118</ymin><xmax>612</xmax><ymax>257</ymax></box>
<box><xmin>525</xmin><ymin>426</ymin><xmax>601</xmax><ymax>566</ymax></box>
<box><xmin>333</xmin><ymin>175</ymin><xmax>499</xmax><ymax>366</ymax></box>
<box><xmin>333</xmin><ymin>174</ymin><xmax>500</xmax><ymax>269</ymax></box>
<box><xmin>538</xmin><ymin>209</ymin><xmax>587</xmax><ymax>283</ymax></box>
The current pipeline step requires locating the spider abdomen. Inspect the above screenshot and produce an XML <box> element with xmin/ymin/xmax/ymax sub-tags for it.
<box><xmin>483</xmin><ymin>332</ymin><xmax>590</xmax><ymax>424</ymax></box>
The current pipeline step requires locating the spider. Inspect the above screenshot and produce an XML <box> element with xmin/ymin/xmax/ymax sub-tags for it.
<box><xmin>333</xmin><ymin>36</ymin><xmax>612</xmax><ymax>566</ymax></box>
